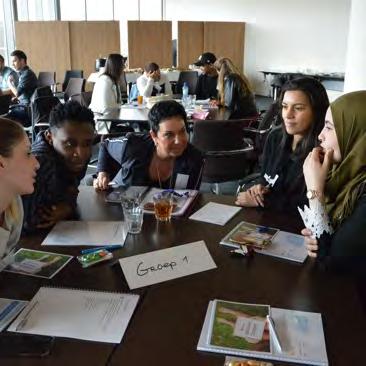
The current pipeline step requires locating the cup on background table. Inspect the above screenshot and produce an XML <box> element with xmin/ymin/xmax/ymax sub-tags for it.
<box><xmin>137</xmin><ymin>95</ymin><xmax>143</xmax><ymax>105</ymax></box>
<box><xmin>122</xmin><ymin>199</ymin><xmax>144</xmax><ymax>234</ymax></box>
<box><xmin>153</xmin><ymin>191</ymin><xmax>175</xmax><ymax>222</ymax></box>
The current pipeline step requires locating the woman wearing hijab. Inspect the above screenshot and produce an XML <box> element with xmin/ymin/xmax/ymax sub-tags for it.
<box><xmin>300</xmin><ymin>91</ymin><xmax>366</xmax><ymax>272</ymax></box>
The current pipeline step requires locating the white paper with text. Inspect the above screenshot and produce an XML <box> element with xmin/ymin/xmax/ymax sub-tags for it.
<box><xmin>119</xmin><ymin>241</ymin><xmax>217</xmax><ymax>289</ymax></box>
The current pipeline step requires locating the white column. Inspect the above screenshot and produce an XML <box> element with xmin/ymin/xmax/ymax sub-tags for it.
<box><xmin>344</xmin><ymin>0</ymin><xmax>366</xmax><ymax>92</ymax></box>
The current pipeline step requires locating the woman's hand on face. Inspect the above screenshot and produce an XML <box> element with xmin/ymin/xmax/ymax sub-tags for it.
<box><xmin>303</xmin><ymin>147</ymin><xmax>333</xmax><ymax>194</ymax></box>
<box><xmin>93</xmin><ymin>172</ymin><xmax>110</xmax><ymax>191</ymax></box>
<box><xmin>235</xmin><ymin>184</ymin><xmax>269</xmax><ymax>207</ymax></box>
<box><xmin>301</xmin><ymin>228</ymin><xmax>318</xmax><ymax>258</ymax></box>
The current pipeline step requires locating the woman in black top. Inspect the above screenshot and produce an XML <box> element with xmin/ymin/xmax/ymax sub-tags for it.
<box><xmin>94</xmin><ymin>100</ymin><xmax>204</xmax><ymax>190</ymax></box>
<box><xmin>214</xmin><ymin>57</ymin><xmax>257</xmax><ymax>119</ymax></box>
<box><xmin>235</xmin><ymin>77</ymin><xmax>329</xmax><ymax>213</ymax></box>
<box><xmin>300</xmin><ymin>91</ymin><xmax>366</xmax><ymax>274</ymax></box>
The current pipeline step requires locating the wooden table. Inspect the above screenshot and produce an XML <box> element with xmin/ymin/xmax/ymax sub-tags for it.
<box><xmin>1</xmin><ymin>187</ymin><xmax>365</xmax><ymax>365</ymax></box>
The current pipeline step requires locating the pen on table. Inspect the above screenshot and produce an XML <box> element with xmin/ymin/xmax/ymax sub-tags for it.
<box><xmin>16</xmin><ymin>301</ymin><xmax>39</xmax><ymax>331</ymax></box>
<box><xmin>81</xmin><ymin>245</ymin><xmax>123</xmax><ymax>255</ymax></box>
<box><xmin>266</xmin><ymin>315</ymin><xmax>282</xmax><ymax>352</ymax></box>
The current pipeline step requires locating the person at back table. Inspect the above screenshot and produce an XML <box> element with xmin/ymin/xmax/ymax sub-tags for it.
<box><xmin>236</xmin><ymin>77</ymin><xmax>329</xmax><ymax>214</ymax></box>
<box><xmin>0</xmin><ymin>54</ymin><xmax>18</xmax><ymax>95</ymax></box>
<box><xmin>214</xmin><ymin>57</ymin><xmax>257</xmax><ymax>119</ymax></box>
<box><xmin>6</xmin><ymin>50</ymin><xmax>38</xmax><ymax>127</ymax></box>
<box><xmin>22</xmin><ymin>101</ymin><xmax>95</xmax><ymax>231</ymax></box>
<box><xmin>0</xmin><ymin>118</ymin><xmax>39</xmax><ymax>258</ymax></box>
<box><xmin>136</xmin><ymin>62</ymin><xmax>172</xmax><ymax>98</ymax></box>
<box><xmin>94</xmin><ymin>100</ymin><xmax>203</xmax><ymax>191</ymax></box>
<box><xmin>89</xmin><ymin>53</ymin><xmax>126</xmax><ymax>114</ymax></box>
<box><xmin>194</xmin><ymin>52</ymin><xmax>218</xmax><ymax>100</ymax></box>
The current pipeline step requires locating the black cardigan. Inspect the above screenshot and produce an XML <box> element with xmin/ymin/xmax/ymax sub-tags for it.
<box><xmin>97</xmin><ymin>133</ymin><xmax>204</xmax><ymax>190</ymax></box>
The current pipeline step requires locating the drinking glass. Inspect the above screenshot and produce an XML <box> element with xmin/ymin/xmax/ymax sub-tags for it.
<box><xmin>122</xmin><ymin>200</ymin><xmax>144</xmax><ymax>234</ymax></box>
<box><xmin>153</xmin><ymin>191</ymin><xmax>174</xmax><ymax>222</ymax></box>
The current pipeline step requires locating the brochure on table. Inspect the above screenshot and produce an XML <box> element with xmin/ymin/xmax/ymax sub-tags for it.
<box><xmin>220</xmin><ymin>221</ymin><xmax>307</xmax><ymax>263</ymax></box>
<box><xmin>0</xmin><ymin>298</ymin><xmax>28</xmax><ymax>331</ymax></box>
<box><xmin>3</xmin><ymin>248</ymin><xmax>73</xmax><ymax>279</ymax></box>
<box><xmin>105</xmin><ymin>185</ymin><xmax>149</xmax><ymax>203</ymax></box>
<box><xmin>197</xmin><ymin>299</ymin><xmax>328</xmax><ymax>366</ymax></box>
<box><xmin>42</xmin><ymin>221</ymin><xmax>127</xmax><ymax>247</ymax></box>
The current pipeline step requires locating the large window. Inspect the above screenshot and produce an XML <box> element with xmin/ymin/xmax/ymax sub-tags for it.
<box><xmin>86</xmin><ymin>0</ymin><xmax>113</xmax><ymax>20</ymax></box>
<box><xmin>60</xmin><ymin>0</ymin><xmax>86</xmax><ymax>20</ymax></box>
<box><xmin>17</xmin><ymin>0</ymin><xmax>56</xmax><ymax>21</ymax></box>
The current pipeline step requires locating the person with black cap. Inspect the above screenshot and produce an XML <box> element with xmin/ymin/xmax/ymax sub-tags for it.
<box><xmin>194</xmin><ymin>52</ymin><xmax>218</xmax><ymax>100</ymax></box>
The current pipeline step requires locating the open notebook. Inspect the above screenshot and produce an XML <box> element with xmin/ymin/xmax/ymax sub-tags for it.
<box><xmin>197</xmin><ymin>300</ymin><xmax>328</xmax><ymax>366</ymax></box>
<box><xmin>8</xmin><ymin>287</ymin><xmax>139</xmax><ymax>344</ymax></box>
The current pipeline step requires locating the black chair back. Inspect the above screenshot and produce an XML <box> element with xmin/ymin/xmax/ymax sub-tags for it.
<box><xmin>0</xmin><ymin>94</ymin><xmax>12</xmax><ymax>115</ymax></box>
<box><xmin>38</xmin><ymin>71</ymin><xmax>56</xmax><ymax>88</ymax></box>
<box><xmin>70</xmin><ymin>91</ymin><xmax>92</xmax><ymax>107</ymax></box>
<box><xmin>31</xmin><ymin>96</ymin><xmax>61</xmax><ymax>141</ymax></box>
<box><xmin>191</xmin><ymin>119</ymin><xmax>256</xmax><ymax>183</ymax></box>
<box><xmin>62</xmin><ymin>70</ymin><xmax>83</xmax><ymax>92</ymax></box>
<box><xmin>64</xmin><ymin>78</ymin><xmax>86</xmax><ymax>101</ymax></box>
<box><xmin>176</xmin><ymin>71</ymin><xmax>198</xmax><ymax>94</ymax></box>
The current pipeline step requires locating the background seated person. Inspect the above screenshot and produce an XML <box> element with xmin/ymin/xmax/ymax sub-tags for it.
<box><xmin>236</xmin><ymin>77</ymin><xmax>329</xmax><ymax>214</ymax></box>
<box><xmin>94</xmin><ymin>100</ymin><xmax>203</xmax><ymax>190</ymax></box>
<box><xmin>136</xmin><ymin>62</ymin><xmax>172</xmax><ymax>98</ymax></box>
<box><xmin>214</xmin><ymin>57</ymin><xmax>257</xmax><ymax>119</ymax></box>
<box><xmin>300</xmin><ymin>91</ymin><xmax>366</xmax><ymax>275</ymax></box>
<box><xmin>0</xmin><ymin>118</ymin><xmax>39</xmax><ymax>258</ymax></box>
<box><xmin>6</xmin><ymin>50</ymin><xmax>37</xmax><ymax>127</ymax></box>
<box><xmin>194</xmin><ymin>52</ymin><xmax>218</xmax><ymax>100</ymax></box>
<box><xmin>89</xmin><ymin>53</ymin><xmax>126</xmax><ymax>114</ymax></box>
<box><xmin>0</xmin><ymin>54</ymin><xmax>18</xmax><ymax>95</ymax></box>
<box><xmin>22</xmin><ymin>101</ymin><xmax>95</xmax><ymax>231</ymax></box>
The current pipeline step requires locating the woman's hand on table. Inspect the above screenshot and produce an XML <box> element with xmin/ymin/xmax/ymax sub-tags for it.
<box><xmin>93</xmin><ymin>172</ymin><xmax>110</xmax><ymax>191</ymax></box>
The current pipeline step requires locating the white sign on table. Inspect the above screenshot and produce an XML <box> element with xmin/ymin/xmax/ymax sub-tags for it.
<box><xmin>189</xmin><ymin>202</ymin><xmax>241</xmax><ymax>226</ymax></box>
<box><xmin>119</xmin><ymin>241</ymin><xmax>217</xmax><ymax>289</ymax></box>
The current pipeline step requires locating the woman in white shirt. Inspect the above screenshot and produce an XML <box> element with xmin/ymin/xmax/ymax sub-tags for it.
<box><xmin>0</xmin><ymin>118</ymin><xmax>39</xmax><ymax>258</ymax></box>
<box><xmin>136</xmin><ymin>62</ymin><xmax>172</xmax><ymax>98</ymax></box>
<box><xmin>90</xmin><ymin>54</ymin><xmax>126</xmax><ymax>114</ymax></box>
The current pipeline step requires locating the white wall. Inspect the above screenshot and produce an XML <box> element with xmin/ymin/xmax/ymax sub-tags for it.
<box><xmin>116</xmin><ymin>0</ymin><xmax>351</xmax><ymax>95</ymax></box>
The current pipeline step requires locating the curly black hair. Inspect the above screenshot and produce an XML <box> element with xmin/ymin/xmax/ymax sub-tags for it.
<box><xmin>49</xmin><ymin>101</ymin><xmax>95</xmax><ymax>130</ymax></box>
<box><xmin>148</xmin><ymin>100</ymin><xmax>187</xmax><ymax>133</ymax></box>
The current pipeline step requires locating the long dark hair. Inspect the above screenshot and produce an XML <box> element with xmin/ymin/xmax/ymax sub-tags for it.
<box><xmin>103</xmin><ymin>54</ymin><xmax>125</xmax><ymax>84</ymax></box>
<box><xmin>277</xmin><ymin>77</ymin><xmax>329</xmax><ymax>160</ymax></box>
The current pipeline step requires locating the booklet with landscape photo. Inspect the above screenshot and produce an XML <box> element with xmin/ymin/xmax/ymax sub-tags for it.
<box><xmin>4</xmin><ymin>249</ymin><xmax>73</xmax><ymax>279</ymax></box>
<box><xmin>197</xmin><ymin>299</ymin><xmax>328</xmax><ymax>366</ymax></box>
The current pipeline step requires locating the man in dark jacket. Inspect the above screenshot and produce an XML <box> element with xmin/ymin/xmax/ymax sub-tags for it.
<box><xmin>6</xmin><ymin>50</ymin><xmax>38</xmax><ymax>126</ymax></box>
<box><xmin>22</xmin><ymin>101</ymin><xmax>95</xmax><ymax>231</ymax></box>
<box><xmin>194</xmin><ymin>52</ymin><xmax>218</xmax><ymax>100</ymax></box>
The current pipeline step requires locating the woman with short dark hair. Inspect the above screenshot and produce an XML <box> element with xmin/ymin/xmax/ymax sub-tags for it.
<box><xmin>93</xmin><ymin>100</ymin><xmax>203</xmax><ymax>191</ymax></box>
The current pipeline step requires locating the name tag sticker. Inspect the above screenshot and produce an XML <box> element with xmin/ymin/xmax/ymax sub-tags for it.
<box><xmin>175</xmin><ymin>174</ymin><xmax>189</xmax><ymax>189</ymax></box>
<box><xmin>119</xmin><ymin>241</ymin><xmax>217</xmax><ymax>289</ymax></box>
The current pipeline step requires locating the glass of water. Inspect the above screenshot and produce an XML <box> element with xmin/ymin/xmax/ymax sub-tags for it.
<box><xmin>122</xmin><ymin>200</ymin><xmax>144</xmax><ymax>234</ymax></box>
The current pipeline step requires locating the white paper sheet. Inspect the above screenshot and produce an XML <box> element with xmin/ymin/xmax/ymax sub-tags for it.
<box><xmin>41</xmin><ymin>221</ymin><xmax>127</xmax><ymax>246</ymax></box>
<box><xmin>119</xmin><ymin>240</ymin><xmax>217</xmax><ymax>289</ymax></box>
<box><xmin>189</xmin><ymin>202</ymin><xmax>241</xmax><ymax>226</ymax></box>
<box><xmin>8</xmin><ymin>287</ymin><xmax>139</xmax><ymax>343</ymax></box>
<box><xmin>0</xmin><ymin>298</ymin><xmax>28</xmax><ymax>331</ymax></box>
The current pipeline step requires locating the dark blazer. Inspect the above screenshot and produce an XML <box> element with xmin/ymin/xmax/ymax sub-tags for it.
<box><xmin>97</xmin><ymin>133</ymin><xmax>204</xmax><ymax>190</ymax></box>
